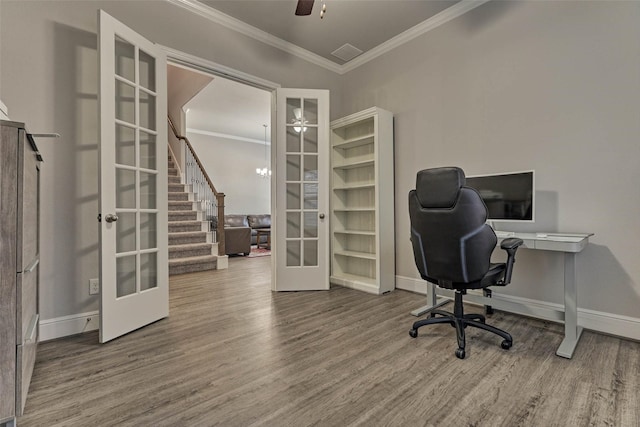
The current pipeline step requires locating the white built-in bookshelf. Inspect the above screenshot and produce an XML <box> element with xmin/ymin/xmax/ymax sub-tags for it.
<box><xmin>330</xmin><ymin>107</ymin><xmax>395</xmax><ymax>294</ymax></box>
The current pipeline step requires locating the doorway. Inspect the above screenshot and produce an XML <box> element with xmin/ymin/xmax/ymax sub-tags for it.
<box><xmin>166</xmin><ymin>61</ymin><xmax>274</xmax><ymax>273</ymax></box>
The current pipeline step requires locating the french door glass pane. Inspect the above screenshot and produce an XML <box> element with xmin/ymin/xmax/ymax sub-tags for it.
<box><xmin>116</xmin><ymin>168</ymin><xmax>136</xmax><ymax>209</ymax></box>
<box><xmin>116</xmin><ymin>212</ymin><xmax>136</xmax><ymax>254</ymax></box>
<box><xmin>304</xmin><ymin>155</ymin><xmax>317</xmax><ymax>180</ymax></box>
<box><xmin>116</xmin><ymin>255</ymin><xmax>136</xmax><ymax>298</ymax></box>
<box><xmin>287</xmin><ymin>240</ymin><xmax>301</xmax><ymax>267</ymax></box>
<box><xmin>139</xmin><ymin>90</ymin><xmax>156</xmax><ymax>130</ymax></box>
<box><xmin>304</xmin><ymin>212</ymin><xmax>318</xmax><ymax>238</ymax></box>
<box><xmin>287</xmin><ymin>212</ymin><xmax>301</xmax><ymax>238</ymax></box>
<box><xmin>139</xmin><ymin>49</ymin><xmax>156</xmax><ymax>92</ymax></box>
<box><xmin>115</xmin><ymin>36</ymin><xmax>135</xmax><ymax>81</ymax></box>
<box><xmin>286</xmin><ymin>183</ymin><xmax>301</xmax><ymax>209</ymax></box>
<box><xmin>286</xmin><ymin>126</ymin><xmax>301</xmax><ymax>152</ymax></box>
<box><xmin>115</xmin><ymin>80</ymin><xmax>135</xmax><ymax>124</ymax></box>
<box><xmin>139</xmin><ymin>172</ymin><xmax>156</xmax><ymax>209</ymax></box>
<box><xmin>304</xmin><ymin>99</ymin><xmax>318</xmax><ymax>125</ymax></box>
<box><xmin>140</xmin><ymin>252</ymin><xmax>158</xmax><ymax>291</ymax></box>
<box><xmin>303</xmin><ymin>183</ymin><xmax>318</xmax><ymax>209</ymax></box>
<box><xmin>303</xmin><ymin>127</ymin><xmax>318</xmax><ymax>153</ymax></box>
<box><xmin>139</xmin><ymin>131</ymin><xmax>156</xmax><ymax>170</ymax></box>
<box><xmin>140</xmin><ymin>212</ymin><xmax>157</xmax><ymax>250</ymax></box>
<box><xmin>115</xmin><ymin>124</ymin><xmax>135</xmax><ymax>166</ymax></box>
<box><xmin>303</xmin><ymin>240</ymin><xmax>318</xmax><ymax>266</ymax></box>
<box><xmin>286</xmin><ymin>155</ymin><xmax>301</xmax><ymax>181</ymax></box>
<box><xmin>286</xmin><ymin>98</ymin><xmax>302</xmax><ymax>127</ymax></box>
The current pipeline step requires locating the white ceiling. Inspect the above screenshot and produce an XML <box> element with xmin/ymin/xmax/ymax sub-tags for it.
<box><xmin>198</xmin><ymin>0</ymin><xmax>460</xmax><ymax>65</ymax></box>
<box><xmin>183</xmin><ymin>73</ymin><xmax>272</xmax><ymax>143</ymax></box>
<box><xmin>174</xmin><ymin>0</ymin><xmax>474</xmax><ymax>142</ymax></box>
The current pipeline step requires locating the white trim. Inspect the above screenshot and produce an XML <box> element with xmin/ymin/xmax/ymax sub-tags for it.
<box><xmin>166</xmin><ymin>0</ymin><xmax>489</xmax><ymax>75</ymax></box>
<box><xmin>216</xmin><ymin>255</ymin><xmax>228</xmax><ymax>270</ymax></box>
<box><xmin>162</xmin><ymin>45</ymin><xmax>281</xmax><ymax>91</ymax></box>
<box><xmin>396</xmin><ymin>275</ymin><xmax>640</xmax><ymax>342</ymax></box>
<box><xmin>186</xmin><ymin>128</ymin><xmax>270</xmax><ymax>145</ymax></box>
<box><xmin>39</xmin><ymin>311</ymin><xmax>100</xmax><ymax>342</ymax></box>
<box><xmin>341</xmin><ymin>0</ymin><xmax>490</xmax><ymax>74</ymax></box>
<box><xmin>165</xmin><ymin>0</ymin><xmax>342</xmax><ymax>73</ymax></box>
<box><xmin>167</xmin><ymin>138</ymin><xmax>183</xmax><ymax>178</ymax></box>
<box><xmin>39</xmin><ymin>279</ymin><xmax>640</xmax><ymax>343</ymax></box>
<box><xmin>578</xmin><ymin>308</ymin><xmax>640</xmax><ymax>342</ymax></box>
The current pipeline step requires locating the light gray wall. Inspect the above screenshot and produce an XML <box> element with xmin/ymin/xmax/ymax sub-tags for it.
<box><xmin>339</xmin><ymin>1</ymin><xmax>640</xmax><ymax>319</ymax></box>
<box><xmin>1</xmin><ymin>0</ymin><xmax>638</xmax><ymax>330</ymax></box>
<box><xmin>187</xmin><ymin>132</ymin><xmax>271</xmax><ymax>215</ymax></box>
<box><xmin>167</xmin><ymin>65</ymin><xmax>213</xmax><ymax>170</ymax></box>
<box><xmin>0</xmin><ymin>0</ymin><xmax>341</xmax><ymax>321</ymax></box>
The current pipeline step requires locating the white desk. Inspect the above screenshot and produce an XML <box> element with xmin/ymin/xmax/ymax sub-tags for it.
<box><xmin>411</xmin><ymin>232</ymin><xmax>593</xmax><ymax>359</ymax></box>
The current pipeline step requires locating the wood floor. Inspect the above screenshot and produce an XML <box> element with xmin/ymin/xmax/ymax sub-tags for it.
<box><xmin>18</xmin><ymin>256</ymin><xmax>640</xmax><ymax>426</ymax></box>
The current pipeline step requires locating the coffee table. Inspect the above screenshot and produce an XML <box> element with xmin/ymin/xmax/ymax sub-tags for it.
<box><xmin>255</xmin><ymin>229</ymin><xmax>271</xmax><ymax>249</ymax></box>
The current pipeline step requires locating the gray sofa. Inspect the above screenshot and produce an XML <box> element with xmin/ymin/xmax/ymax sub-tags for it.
<box><xmin>222</xmin><ymin>214</ymin><xmax>271</xmax><ymax>255</ymax></box>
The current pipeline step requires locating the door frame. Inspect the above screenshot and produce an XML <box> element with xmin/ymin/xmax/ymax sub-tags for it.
<box><xmin>162</xmin><ymin>46</ymin><xmax>281</xmax><ymax>286</ymax></box>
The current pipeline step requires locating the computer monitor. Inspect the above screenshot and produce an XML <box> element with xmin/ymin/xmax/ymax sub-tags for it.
<box><xmin>465</xmin><ymin>170</ymin><xmax>534</xmax><ymax>222</ymax></box>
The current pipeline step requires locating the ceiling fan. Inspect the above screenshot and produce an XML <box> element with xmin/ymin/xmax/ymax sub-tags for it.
<box><xmin>295</xmin><ymin>0</ymin><xmax>327</xmax><ymax>18</ymax></box>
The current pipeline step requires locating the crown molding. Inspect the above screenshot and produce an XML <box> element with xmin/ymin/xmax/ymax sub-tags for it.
<box><xmin>341</xmin><ymin>0</ymin><xmax>490</xmax><ymax>74</ymax></box>
<box><xmin>186</xmin><ymin>127</ymin><xmax>270</xmax><ymax>145</ymax></box>
<box><xmin>166</xmin><ymin>0</ymin><xmax>343</xmax><ymax>74</ymax></box>
<box><xmin>163</xmin><ymin>45</ymin><xmax>280</xmax><ymax>90</ymax></box>
<box><xmin>167</xmin><ymin>0</ymin><xmax>489</xmax><ymax>75</ymax></box>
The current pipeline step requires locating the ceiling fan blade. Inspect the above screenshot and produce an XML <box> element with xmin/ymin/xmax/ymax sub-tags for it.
<box><xmin>295</xmin><ymin>0</ymin><xmax>314</xmax><ymax>16</ymax></box>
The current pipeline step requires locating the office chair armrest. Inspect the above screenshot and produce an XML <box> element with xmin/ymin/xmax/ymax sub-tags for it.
<box><xmin>500</xmin><ymin>238</ymin><xmax>523</xmax><ymax>252</ymax></box>
<box><xmin>500</xmin><ymin>238</ymin><xmax>523</xmax><ymax>285</ymax></box>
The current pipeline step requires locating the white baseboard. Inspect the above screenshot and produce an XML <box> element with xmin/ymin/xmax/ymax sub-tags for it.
<box><xmin>38</xmin><ymin>278</ymin><xmax>640</xmax><ymax>343</ymax></box>
<box><xmin>39</xmin><ymin>311</ymin><xmax>99</xmax><ymax>342</ymax></box>
<box><xmin>216</xmin><ymin>255</ymin><xmax>229</xmax><ymax>269</ymax></box>
<box><xmin>396</xmin><ymin>275</ymin><xmax>640</xmax><ymax>342</ymax></box>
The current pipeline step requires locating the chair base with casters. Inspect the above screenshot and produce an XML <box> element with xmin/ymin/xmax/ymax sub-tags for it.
<box><xmin>409</xmin><ymin>290</ymin><xmax>512</xmax><ymax>359</ymax></box>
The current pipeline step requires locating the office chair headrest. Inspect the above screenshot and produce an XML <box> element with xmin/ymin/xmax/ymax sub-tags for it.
<box><xmin>415</xmin><ymin>167</ymin><xmax>466</xmax><ymax>208</ymax></box>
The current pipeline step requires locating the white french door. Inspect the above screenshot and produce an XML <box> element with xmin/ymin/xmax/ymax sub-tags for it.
<box><xmin>273</xmin><ymin>89</ymin><xmax>330</xmax><ymax>291</ymax></box>
<box><xmin>98</xmin><ymin>10</ymin><xmax>168</xmax><ymax>342</ymax></box>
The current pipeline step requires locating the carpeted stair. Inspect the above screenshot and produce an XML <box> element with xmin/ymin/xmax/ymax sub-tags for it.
<box><xmin>167</xmin><ymin>156</ymin><xmax>218</xmax><ymax>275</ymax></box>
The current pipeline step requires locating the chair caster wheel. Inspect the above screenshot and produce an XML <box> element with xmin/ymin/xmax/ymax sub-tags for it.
<box><xmin>455</xmin><ymin>348</ymin><xmax>466</xmax><ymax>359</ymax></box>
<box><xmin>501</xmin><ymin>340</ymin><xmax>512</xmax><ymax>350</ymax></box>
<box><xmin>409</xmin><ymin>329</ymin><xmax>418</xmax><ymax>338</ymax></box>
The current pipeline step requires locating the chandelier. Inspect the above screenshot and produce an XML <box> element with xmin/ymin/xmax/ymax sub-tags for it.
<box><xmin>256</xmin><ymin>124</ymin><xmax>271</xmax><ymax>178</ymax></box>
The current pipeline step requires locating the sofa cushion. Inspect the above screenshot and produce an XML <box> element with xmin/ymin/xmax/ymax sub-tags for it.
<box><xmin>225</xmin><ymin>214</ymin><xmax>249</xmax><ymax>228</ymax></box>
<box><xmin>247</xmin><ymin>214</ymin><xmax>271</xmax><ymax>229</ymax></box>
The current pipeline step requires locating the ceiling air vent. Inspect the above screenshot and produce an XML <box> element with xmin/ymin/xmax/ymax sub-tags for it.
<box><xmin>331</xmin><ymin>43</ymin><xmax>363</xmax><ymax>62</ymax></box>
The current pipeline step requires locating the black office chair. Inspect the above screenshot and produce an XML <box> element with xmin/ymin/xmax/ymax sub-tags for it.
<box><xmin>408</xmin><ymin>167</ymin><xmax>523</xmax><ymax>359</ymax></box>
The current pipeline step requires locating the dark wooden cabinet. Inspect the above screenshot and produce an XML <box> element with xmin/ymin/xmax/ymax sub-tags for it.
<box><xmin>0</xmin><ymin>120</ymin><xmax>41</xmax><ymax>426</ymax></box>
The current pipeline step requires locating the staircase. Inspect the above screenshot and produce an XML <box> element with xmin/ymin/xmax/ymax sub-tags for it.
<box><xmin>167</xmin><ymin>156</ymin><xmax>218</xmax><ymax>275</ymax></box>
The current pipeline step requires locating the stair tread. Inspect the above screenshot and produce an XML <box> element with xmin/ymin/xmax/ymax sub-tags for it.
<box><xmin>169</xmin><ymin>219</ymin><xmax>203</xmax><ymax>227</ymax></box>
<box><xmin>169</xmin><ymin>231</ymin><xmax>208</xmax><ymax>236</ymax></box>
<box><xmin>169</xmin><ymin>255</ymin><xmax>217</xmax><ymax>265</ymax></box>
<box><xmin>169</xmin><ymin>242</ymin><xmax>212</xmax><ymax>250</ymax></box>
<box><xmin>168</xmin><ymin>211</ymin><xmax>196</xmax><ymax>216</ymax></box>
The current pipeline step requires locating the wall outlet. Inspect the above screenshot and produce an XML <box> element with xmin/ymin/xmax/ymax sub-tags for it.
<box><xmin>89</xmin><ymin>278</ymin><xmax>100</xmax><ymax>295</ymax></box>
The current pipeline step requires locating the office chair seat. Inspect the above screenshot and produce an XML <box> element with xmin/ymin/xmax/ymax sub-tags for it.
<box><xmin>408</xmin><ymin>167</ymin><xmax>523</xmax><ymax>359</ymax></box>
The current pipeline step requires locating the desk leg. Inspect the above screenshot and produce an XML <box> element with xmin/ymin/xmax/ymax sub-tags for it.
<box><xmin>556</xmin><ymin>252</ymin><xmax>584</xmax><ymax>358</ymax></box>
<box><xmin>411</xmin><ymin>282</ymin><xmax>451</xmax><ymax>317</ymax></box>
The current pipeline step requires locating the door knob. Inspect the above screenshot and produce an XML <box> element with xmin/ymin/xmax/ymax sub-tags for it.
<box><xmin>105</xmin><ymin>214</ymin><xmax>119</xmax><ymax>223</ymax></box>
<box><xmin>319</xmin><ymin>213</ymin><xmax>325</xmax><ymax>219</ymax></box>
